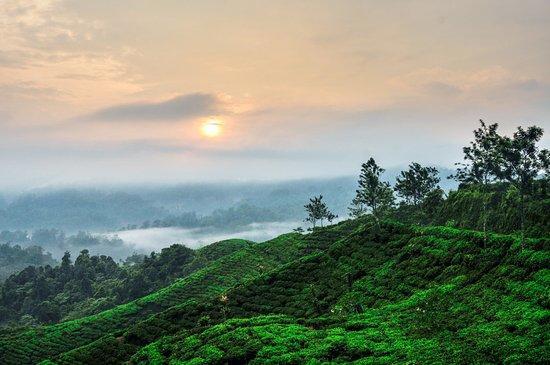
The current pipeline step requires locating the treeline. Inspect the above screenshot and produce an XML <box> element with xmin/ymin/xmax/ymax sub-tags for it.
<box><xmin>0</xmin><ymin>244</ymin><xmax>57</xmax><ymax>282</ymax></box>
<box><xmin>0</xmin><ymin>177</ymin><xmax>365</xmax><ymax>232</ymax></box>
<box><xmin>0</xmin><ymin>229</ymin><xmax>133</xmax><ymax>270</ymax></box>
<box><xmin>0</xmin><ymin>190</ymin><xmax>163</xmax><ymax>231</ymax></box>
<box><xmin>303</xmin><ymin>121</ymin><xmax>549</xmax><ymax>237</ymax></box>
<box><xmin>121</xmin><ymin>203</ymin><xmax>285</xmax><ymax>231</ymax></box>
<box><xmin>0</xmin><ymin>241</ymin><xmax>244</xmax><ymax>326</ymax></box>
<box><xmin>1</xmin><ymin>228</ymin><xmax>124</xmax><ymax>248</ymax></box>
<box><xmin>434</xmin><ymin>180</ymin><xmax>548</xmax><ymax>234</ymax></box>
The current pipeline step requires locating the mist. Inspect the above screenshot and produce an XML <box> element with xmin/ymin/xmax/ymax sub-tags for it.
<box><xmin>0</xmin><ymin>171</ymin><xmax>457</xmax><ymax>263</ymax></box>
<box><xmin>104</xmin><ymin>221</ymin><xmax>301</xmax><ymax>254</ymax></box>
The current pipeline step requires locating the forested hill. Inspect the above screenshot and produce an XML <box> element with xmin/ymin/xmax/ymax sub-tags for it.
<box><xmin>0</xmin><ymin>170</ymin><xmax>456</xmax><ymax>231</ymax></box>
<box><xmin>0</xmin><ymin>217</ymin><xmax>548</xmax><ymax>364</ymax></box>
<box><xmin>0</xmin><ymin>244</ymin><xmax>56</xmax><ymax>282</ymax></box>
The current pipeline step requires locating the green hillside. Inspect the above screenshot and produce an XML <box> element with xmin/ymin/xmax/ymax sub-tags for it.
<box><xmin>0</xmin><ymin>218</ymin><xmax>548</xmax><ymax>364</ymax></box>
<box><xmin>130</xmin><ymin>222</ymin><xmax>549</xmax><ymax>364</ymax></box>
<box><xmin>0</xmin><ymin>238</ymin><xmax>256</xmax><ymax>325</ymax></box>
<box><xmin>0</xmin><ymin>222</ymin><xmax>357</xmax><ymax>364</ymax></box>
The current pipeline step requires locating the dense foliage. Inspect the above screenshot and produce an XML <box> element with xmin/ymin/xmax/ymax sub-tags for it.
<box><xmin>349</xmin><ymin>158</ymin><xmax>394</xmax><ymax>220</ymax></box>
<box><xmin>346</xmin><ymin>121</ymin><xmax>549</xmax><ymax>239</ymax></box>
<box><xmin>0</xmin><ymin>218</ymin><xmax>547</xmax><ymax>364</ymax></box>
<box><xmin>130</xmin><ymin>203</ymin><xmax>284</xmax><ymax>231</ymax></box>
<box><xmin>0</xmin><ymin>240</ymin><xmax>252</xmax><ymax>326</ymax></box>
<box><xmin>0</xmin><ymin>228</ymin><xmax>132</xmax><ymax>265</ymax></box>
<box><xmin>394</xmin><ymin>162</ymin><xmax>440</xmax><ymax>205</ymax></box>
<box><xmin>303</xmin><ymin>195</ymin><xmax>337</xmax><ymax>229</ymax></box>
<box><xmin>0</xmin><ymin>222</ymin><xmax>355</xmax><ymax>364</ymax></box>
<box><xmin>434</xmin><ymin>180</ymin><xmax>549</xmax><ymax>236</ymax></box>
<box><xmin>390</xmin><ymin>179</ymin><xmax>550</xmax><ymax>237</ymax></box>
<box><xmin>0</xmin><ymin>244</ymin><xmax>56</xmax><ymax>282</ymax></box>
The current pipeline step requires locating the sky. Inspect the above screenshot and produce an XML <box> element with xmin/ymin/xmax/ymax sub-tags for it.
<box><xmin>1</xmin><ymin>0</ymin><xmax>549</xmax><ymax>189</ymax></box>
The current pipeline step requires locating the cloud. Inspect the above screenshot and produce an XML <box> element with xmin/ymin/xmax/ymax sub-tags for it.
<box><xmin>386</xmin><ymin>66</ymin><xmax>550</xmax><ymax>110</ymax></box>
<box><xmin>0</xmin><ymin>0</ymin><xmax>91</xmax><ymax>49</ymax></box>
<box><xmin>98</xmin><ymin>140</ymin><xmax>192</xmax><ymax>155</ymax></box>
<box><xmin>423</xmin><ymin>82</ymin><xmax>461</xmax><ymax>97</ymax></box>
<box><xmin>0</xmin><ymin>138</ymin><xmax>192</xmax><ymax>158</ymax></box>
<box><xmin>56</xmin><ymin>73</ymin><xmax>106</xmax><ymax>81</ymax></box>
<box><xmin>0</xmin><ymin>51</ymin><xmax>29</xmax><ymax>68</ymax></box>
<box><xmin>80</xmin><ymin>93</ymin><xmax>222</xmax><ymax>122</ymax></box>
<box><xmin>510</xmin><ymin>79</ymin><xmax>540</xmax><ymax>91</ymax></box>
<box><xmin>0</xmin><ymin>110</ymin><xmax>12</xmax><ymax>124</ymax></box>
<box><xmin>0</xmin><ymin>0</ymin><xmax>142</xmax><ymax>117</ymax></box>
<box><xmin>0</xmin><ymin>82</ymin><xmax>66</xmax><ymax>99</ymax></box>
<box><xmin>0</xmin><ymin>133</ymin><xmax>318</xmax><ymax>162</ymax></box>
<box><xmin>77</xmin><ymin>140</ymin><xmax>316</xmax><ymax>161</ymax></box>
<box><xmin>198</xmin><ymin>147</ymin><xmax>320</xmax><ymax>160</ymax></box>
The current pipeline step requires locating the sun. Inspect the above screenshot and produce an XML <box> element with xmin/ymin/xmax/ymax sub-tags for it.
<box><xmin>201</xmin><ymin>119</ymin><xmax>223</xmax><ymax>137</ymax></box>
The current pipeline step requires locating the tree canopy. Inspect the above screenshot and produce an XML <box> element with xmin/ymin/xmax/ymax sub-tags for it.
<box><xmin>349</xmin><ymin>158</ymin><xmax>394</xmax><ymax>221</ymax></box>
<box><xmin>394</xmin><ymin>162</ymin><xmax>440</xmax><ymax>205</ymax></box>
<box><xmin>304</xmin><ymin>195</ymin><xmax>337</xmax><ymax>228</ymax></box>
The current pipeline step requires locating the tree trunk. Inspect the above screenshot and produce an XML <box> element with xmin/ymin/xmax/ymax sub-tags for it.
<box><xmin>372</xmin><ymin>202</ymin><xmax>380</xmax><ymax>227</ymax></box>
<box><xmin>373</xmin><ymin>214</ymin><xmax>380</xmax><ymax>227</ymax></box>
<box><xmin>520</xmin><ymin>190</ymin><xmax>525</xmax><ymax>248</ymax></box>
<box><xmin>482</xmin><ymin>182</ymin><xmax>487</xmax><ymax>249</ymax></box>
<box><xmin>418</xmin><ymin>200</ymin><xmax>424</xmax><ymax>226</ymax></box>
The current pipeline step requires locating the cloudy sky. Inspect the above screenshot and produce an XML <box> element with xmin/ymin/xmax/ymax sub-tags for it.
<box><xmin>1</xmin><ymin>0</ymin><xmax>549</xmax><ymax>189</ymax></box>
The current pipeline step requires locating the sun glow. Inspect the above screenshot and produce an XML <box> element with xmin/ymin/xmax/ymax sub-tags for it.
<box><xmin>201</xmin><ymin>119</ymin><xmax>223</xmax><ymax>137</ymax></box>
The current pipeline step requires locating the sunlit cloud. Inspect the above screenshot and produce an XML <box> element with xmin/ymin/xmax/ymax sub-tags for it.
<box><xmin>388</xmin><ymin>66</ymin><xmax>549</xmax><ymax>104</ymax></box>
<box><xmin>79</xmin><ymin>93</ymin><xmax>223</xmax><ymax>123</ymax></box>
<box><xmin>0</xmin><ymin>0</ymin><xmax>548</xmax><ymax>188</ymax></box>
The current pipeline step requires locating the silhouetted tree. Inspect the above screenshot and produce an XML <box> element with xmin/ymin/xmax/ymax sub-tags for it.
<box><xmin>498</xmin><ymin>125</ymin><xmax>548</xmax><ymax>243</ymax></box>
<box><xmin>420</xmin><ymin>187</ymin><xmax>445</xmax><ymax>220</ymax></box>
<box><xmin>450</xmin><ymin>120</ymin><xmax>503</xmax><ymax>244</ymax></box>
<box><xmin>540</xmin><ymin>149</ymin><xmax>550</xmax><ymax>178</ymax></box>
<box><xmin>395</xmin><ymin>162</ymin><xmax>440</xmax><ymax>206</ymax></box>
<box><xmin>61</xmin><ymin>251</ymin><xmax>71</xmax><ymax>270</ymax></box>
<box><xmin>304</xmin><ymin>195</ymin><xmax>337</xmax><ymax>228</ymax></box>
<box><xmin>349</xmin><ymin>158</ymin><xmax>394</xmax><ymax>224</ymax></box>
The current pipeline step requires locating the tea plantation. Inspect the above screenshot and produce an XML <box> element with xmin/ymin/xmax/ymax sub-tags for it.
<box><xmin>0</xmin><ymin>217</ymin><xmax>547</xmax><ymax>364</ymax></box>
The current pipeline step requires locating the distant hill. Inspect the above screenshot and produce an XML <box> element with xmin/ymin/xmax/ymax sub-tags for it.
<box><xmin>0</xmin><ymin>217</ymin><xmax>547</xmax><ymax>364</ymax></box>
<box><xmin>0</xmin><ymin>243</ymin><xmax>57</xmax><ymax>282</ymax></box>
<box><xmin>0</xmin><ymin>190</ymin><xmax>164</xmax><ymax>231</ymax></box>
<box><xmin>0</xmin><ymin>168</ymin><xmax>456</xmax><ymax>231</ymax></box>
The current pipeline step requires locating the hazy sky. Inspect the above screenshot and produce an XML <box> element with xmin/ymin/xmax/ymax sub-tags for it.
<box><xmin>1</xmin><ymin>0</ymin><xmax>549</xmax><ymax>189</ymax></box>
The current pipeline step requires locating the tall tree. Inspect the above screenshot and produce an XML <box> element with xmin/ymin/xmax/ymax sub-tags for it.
<box><xmin>450</xmin><ymin>120</ymin><xmax>503</xmax><ymax>244</ymax></box>
<box><xmin>349</xmin><ymin>158</ymin><xmax>394</xmax><ymax>224</ymax></box>
<box><xmin>304</xmin><ymin>195</ymin><xmax>337</xmax><ymax>229</ymax></box>
<box><xmin>394</xmin><ymin>162</ymin><xmax>440</xmax><ymax>206</ymax></box>
<box><xmin>61</xmin><ymin>251</ymin><xmax>72</xmax><ymax>270</ymax></box>
<box><xmin>499</xmin><ymin>125</ymin><xmax>547</xmax><ymax>241</ymax></box>
<box><xmin>540</xmin><ymin>149</ymin><xmax>550</xmax><ymax>178</ymax></box>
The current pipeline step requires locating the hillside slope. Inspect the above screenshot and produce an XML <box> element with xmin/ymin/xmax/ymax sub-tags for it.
<box><xmin>1</xmin><ymin>219</ymin><xmax>548</xmax><ymax>364</ymax></box>
<box><xmin>129</xmin><ymin>223</ymin><xmax>549</xmax><ymax>364</ymax></box>
<box><xmin>0</xmin><ymin>222</ymin><xmax>358</xmax><ymax>364</ymax></box>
